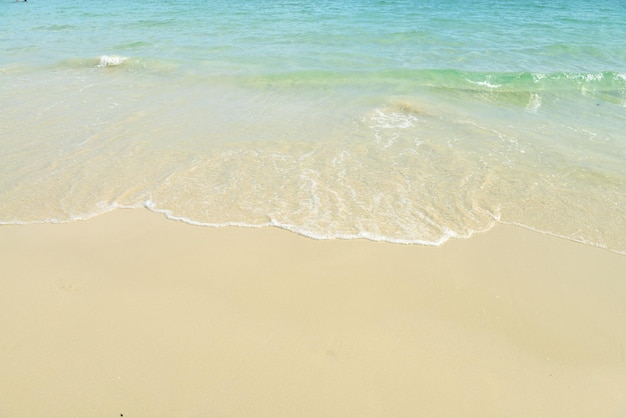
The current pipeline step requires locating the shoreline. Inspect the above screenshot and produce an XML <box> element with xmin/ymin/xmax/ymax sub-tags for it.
<box><xmin>1</xmin><ymin>208</ymin><xmax>625</xmax><ymax>417</ymax></box>
<box><xmin>4</xmin><ymin>206</ymin><xmax>623</xmax><ymax>255</ymax></box>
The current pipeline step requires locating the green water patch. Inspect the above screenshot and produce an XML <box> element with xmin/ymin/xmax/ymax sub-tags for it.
<box><xmin>226</xmin><ymin>68</ymin><xmax>626</xmax><ymax>107</ymax></box>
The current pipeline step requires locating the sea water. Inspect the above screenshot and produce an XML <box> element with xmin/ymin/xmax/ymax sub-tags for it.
<box><xmin>1</xmin><ymin>0</ymin><xmax>625</xmax><ymax>253</ymax></box>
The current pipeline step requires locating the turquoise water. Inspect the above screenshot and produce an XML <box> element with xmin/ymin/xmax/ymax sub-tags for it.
<box><xmin>2</xmin><ymin>0</ymin><xmax>625</xmax><ymax>253</ymax></box>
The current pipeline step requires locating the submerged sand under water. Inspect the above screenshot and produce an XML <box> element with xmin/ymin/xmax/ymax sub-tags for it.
<box><xmin>2</xmin><ymin>68</ymin><xmax>625</xmax><ymax>253</ymax></box>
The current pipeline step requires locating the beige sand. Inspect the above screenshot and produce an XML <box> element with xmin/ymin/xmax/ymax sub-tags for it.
<box><xmin>1</xmin><ymin>208</ymin><xmax>625</xmax><ymax>417</ymax></box>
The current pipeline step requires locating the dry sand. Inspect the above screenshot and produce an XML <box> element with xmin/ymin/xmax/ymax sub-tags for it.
<box><xmin>1</xmin><ymin>208</ymin><xmax>625</xmax><ymax>417</ymax></box>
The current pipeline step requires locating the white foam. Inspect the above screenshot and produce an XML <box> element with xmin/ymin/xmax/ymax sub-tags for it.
<box><xmin>97</xmin><ymin>55</ymin><xmax>128</xmax><ymax>67</ymax></box>
<box><xmin>0</xmin><ymin>201</ymin><xmax>142</xmax><ymax>226</ymax></box>
<box><xmin>465</xmin><ymin>79</ymin><xmax>502</xmax><ymax>89</ymax></box>
<box><xmin>583</xmin><ymin>72</ymin><xmax>604</xmax><ymax>82</ymax></box>
<box><xmin>370</xmin><ymin>109</ymin><xmax>417</xmax><ymax>130</ymax></box>
<box><xmin>499</xmin><ymin>220</ymin><xmax>626</xmax><ymax>256</ymax></box>
<box><xmin>142</xmin><ymin>199</ymin><xmax>495</xmax><ymax>247</ymax></box>
<box><xmin>368</xmin><ymin>108</ymin><xmax>418</xmax><ymax>148</ymax></box>
<box><xmin>526</xmin><ymin>93</ymin><xmax>542</xmax><ymax>113</ymax></box>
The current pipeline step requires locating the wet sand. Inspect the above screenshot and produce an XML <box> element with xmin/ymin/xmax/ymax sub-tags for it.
<box><xmin>1</xmin><ymin>208</ymin><xmax>625</xmax><ymax>417</ymax></box>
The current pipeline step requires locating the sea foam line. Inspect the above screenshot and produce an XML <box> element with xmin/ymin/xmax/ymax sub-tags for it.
<box><xmin>141</xmin><ymin>199</ymin><xmax>626</xmax><ymax>255</ymax></box>
<box><xmin>6</xmin><ymin>199</ymin><xmax>616</xmax><ymax>254</ymax></box>
<box><xmin>0</xmin><ymin>202</ymin><xmax>143</xmax><ymax>226</ymax></box>
<box><xmin>498</xmin><ymin>220</ymin><xmax>626</xmax><ymax>256</ymax></box>
<box><xmin>142</xmin><ymin>199</ymin><xmax>495</xmax><ymax>247</ymax></box>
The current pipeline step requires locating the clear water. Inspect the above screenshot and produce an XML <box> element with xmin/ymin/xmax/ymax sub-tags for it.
<box><xmin>2</xmin><ymin>0</ymin><xmax>625</xmax><ymax>252</ymax></box>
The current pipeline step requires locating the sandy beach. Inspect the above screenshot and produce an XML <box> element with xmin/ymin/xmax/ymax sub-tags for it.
<box><xmin>1</xmin><ymin>208</ymin><xmax>625</xmax><ymax>417</ymax></box>
<box><xmin>3</xmin><ymin>2</ymin><xmax>626</xmax><ymax>417</ymax></box>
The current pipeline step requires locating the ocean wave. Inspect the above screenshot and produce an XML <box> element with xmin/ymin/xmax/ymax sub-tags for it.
<box><xmin>55</xmin><ymin>55</ymin><xmax>129</xmax><ymax>69</ymax></box>
<box><xmin>414</xmin><ymin>69</ymin><xmax>626</xmax><ymax>95</ymax></box>
<box><xmin>97</xmin><ymin>55</ymin><xmax>128</xmax><ymax>67</ymax></box>
<box><xmin>233</xmin><ymin>68</ymin><xmax>626</xmax><ymax>106</ymax></box>
<box><xmin>53</xmin><ymin>54</ymin><xmax>182</xmax><ymax>75</ymax></box>
<box><xmin>417</xmin><ymin>69</ymin><xmax>626</xmax><ymax>107</ymax></box>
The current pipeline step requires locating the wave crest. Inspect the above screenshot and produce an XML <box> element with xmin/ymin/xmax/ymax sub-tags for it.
<box><xmin>97</xmin><ymin>55</ymin><xmax>128</xmax><ymax>67</ymax></box>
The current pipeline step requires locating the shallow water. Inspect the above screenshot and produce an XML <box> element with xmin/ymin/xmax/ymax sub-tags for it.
<box><xmin>2</xmin><ymin>0</ymin><xmax>625</xmax><ymax>253</ymax></box>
